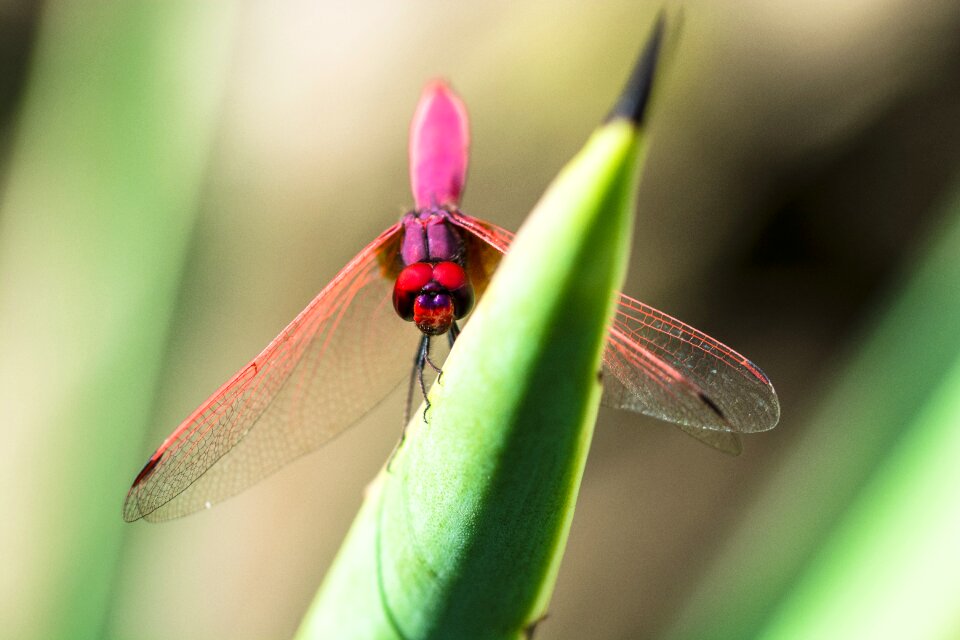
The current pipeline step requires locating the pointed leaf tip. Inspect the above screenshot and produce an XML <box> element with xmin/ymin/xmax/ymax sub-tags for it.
<box><xmin>607</xmin><ymin>11</ymin><xmax>666</xmax><ymax>125</ymax></box>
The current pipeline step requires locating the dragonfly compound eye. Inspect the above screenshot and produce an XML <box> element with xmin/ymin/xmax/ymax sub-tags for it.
<box><xmin>393</xmin><ymin>262</ymin><xmax>434</xmax><ymax>320</ymax></box>
<box><xmin>393</xmin><ymin>261</ymin><xmax>474</xmax><ymax>334</ymax></box>
<box><xmin>431</xmin><ymin>261</ymin><xmax>474</xmax><ymax>318</ymax></box>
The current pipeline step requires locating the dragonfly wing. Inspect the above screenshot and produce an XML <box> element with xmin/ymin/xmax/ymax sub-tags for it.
<box><xmin>446</xmin><ymin>211</ymin><xmax>511</xmax><ymax>302</ymax></box>
<box><xmin>448</xmin><ymin>210</ymin><xmax>512</xmax><ymax>252</ymax></box>
<box><xmin>449</xmin><ymin>210</ymin><xmax>779</xmax><ymax>450</ymax></box>
<box><xmin>601</xmin><ymin>370</ymin><xmax>743</xmax><ymax>454</ymax></box>
<box><xmin>124</xmin><ymin>223</ymin><xmax>414</xmax><ymax>522</ymax></box>
<box><xmin>604</xmin><ymin>294</ymin><xmax>779</xmax><ymax>434</ymax></box>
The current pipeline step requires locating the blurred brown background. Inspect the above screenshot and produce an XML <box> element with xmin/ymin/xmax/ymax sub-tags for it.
<box><xmin>2</xmin><ymin>1</ymin><xmax>960</xmax><ymax>639</ymax></box>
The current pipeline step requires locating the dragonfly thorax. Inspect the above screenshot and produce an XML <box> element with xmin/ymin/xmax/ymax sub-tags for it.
<box><xmin>400</xmin><ymin>209</ymin><xmax>465</xmax><ymax>265</ymax></box>
<box><xmin>392</xmin><ymin>261</ymin><xmax>474</xmax><ymax>335</ymax></box>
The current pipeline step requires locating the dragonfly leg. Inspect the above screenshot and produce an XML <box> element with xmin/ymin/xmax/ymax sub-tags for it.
<box><xmin>389</xmin><ymin>334</ymin><xmax>432</xmax><ymax>471</ymax></box>
<box><xmin>424</xmin><ymin>351</ymin><xmax>443</xmax><ymax>375</ymax></box>
<box><xmin>418</xmin><ymin>336</ymin><xmax>433</xmax><ymax>422</ymax></box>
<box><xmin>402</xmin><ymin>334</ymin><xmax>431</xmax><ymax>425</ymax></box>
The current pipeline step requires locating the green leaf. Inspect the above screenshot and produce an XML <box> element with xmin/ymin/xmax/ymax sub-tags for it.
<box><xmin>752</xmin><ymin>182</ymin><xmax>960</xmax><ymax>640</ymax></box>
<box><xmin>0</xmin><ymin>3</ymin><xmax>235</xmax><ymax>638</ymax></box>
<box><xmin>296</xmin><ymin>120</ymin><xmax>645</xmax><ymax>640</ymax></box>
<box><xmin>666</xmin><ymin>181</ymin><xmax>960</xmax><ymax>640</ymax></box>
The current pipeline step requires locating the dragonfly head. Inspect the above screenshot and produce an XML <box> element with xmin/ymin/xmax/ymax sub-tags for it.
<box><xmin>393</xmin><ymin>261</ymin><xmax>474</xmax><ymax>335</ymax></box>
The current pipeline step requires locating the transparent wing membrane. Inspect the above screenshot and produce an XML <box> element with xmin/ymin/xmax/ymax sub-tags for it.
<box><xmin>124</xmin><ymin>224</ymin><xmax>412</xmax><ymax>522</ymax></box>
<box><xmin>450</xmin><ymin>211</ymin><xmax>779</xmax><ymax>451</ymax></box>
<box><xmin>126</xmin><ymin>208</ymin><xmax>780</xmax><ymax>522</ymax></box>
<box><xmin>604</xmin><ymin>295</ymin><xmax>779</xmax><ymax>434</ymax></box>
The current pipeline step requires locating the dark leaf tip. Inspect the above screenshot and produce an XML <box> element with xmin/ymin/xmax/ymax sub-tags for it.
<box><xmin>607</xmin><ymin>11</ymin><xmax>666</xmax><ymax>125</ymax></box>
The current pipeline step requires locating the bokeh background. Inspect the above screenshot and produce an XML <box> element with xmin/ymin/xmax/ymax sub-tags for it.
<box><xmin>3</xmin><ymin>1</ymin><xmax>960</xmax><ymax>639</ymax></box>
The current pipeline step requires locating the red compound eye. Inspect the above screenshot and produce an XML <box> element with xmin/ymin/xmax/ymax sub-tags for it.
<box><xmin>431</xmin><ymin>261</ymin><xmax>468</xmax><ymax>290</ymax></box>
<box><xmin>393</xmin><ymin>262</ymin><xmax>433</xmax><ymax>320</ymax></box>
<box><xmin>393</xmin><ymin>261</ymin><xmax>475</xmax><ymax>329</ymax></box>
<box><xmin>432</xmin><ymin>261</ymin><xmax>474</xmax><ymax>319</ymax></box>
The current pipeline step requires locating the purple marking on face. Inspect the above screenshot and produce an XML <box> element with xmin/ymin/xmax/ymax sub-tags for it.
<box><xmin>413</xmin><ymin>290</ymin><xmax>455</xmax><ymax>335</ymax></box>
<box><xmin>417</xmin><ymin>291</ymin><xmax>450</xmax><ymax>310</ymax></box>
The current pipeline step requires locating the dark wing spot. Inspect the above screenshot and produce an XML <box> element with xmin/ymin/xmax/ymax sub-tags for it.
<box><xmin>132</xmin><ymin>450</ymin><xmax>164</xmax><ymax>487</ymax></box>
<box><xmin>699</xmin><ymin>392</ymin><xmax>726</xmax><ymax>419</ymax></box>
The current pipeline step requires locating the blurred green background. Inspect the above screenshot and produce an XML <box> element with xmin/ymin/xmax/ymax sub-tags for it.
<box><xmin>2</xmin><ymin>1</ymin><xmax>960</xmax><ymax>639</ymax></box>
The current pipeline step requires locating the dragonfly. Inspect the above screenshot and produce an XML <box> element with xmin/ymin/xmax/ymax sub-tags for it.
<box><xmin>124</xmin><ymin>80</ymin><xmax>779</xmax><ymax>523</ymax></box>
